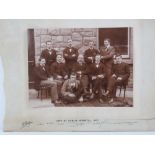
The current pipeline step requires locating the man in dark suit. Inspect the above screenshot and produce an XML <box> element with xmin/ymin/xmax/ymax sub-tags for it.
<box><xmin>63</xmin><ymin>39</ymin><xmax>78</xmax><ymax>76</ymax></box>
<box><xmin>100</xmin><ymin>38</ymin><xmax>115</xmax><ymax>81</ymax></box>
<box><xmin>34</xmin><ymin>58</ymin><xmax>60</xmax><ymax>104</ymax></box>
<box><xmin>84</xmin><ymin>41</ymin><xmax>99</xmax><ymax>65</ymax></box>
<box><xmin>40</xmin><ymin>41</ymin><xmax>57</xmax><ymax>70</ymax></box>
<box><xmin>50</xmin><ymin>54</ymin><xmax>68</xmax><ymax>98</ymax></box>
<box><xmin>85</xmin><ymin>54</ymin><xmax>106</xmax><ymax>103</ymax></box>
<box><xmin>72</xmin><ymin>54</ymin><xmax>89</xmax><ymax>94</ymax></box>
<box><xmin>104</xmin><ymin>54</ymin><xmax>130</xmax><ymax>103</ymax></box>
<box><xmin>50</xmin><ymin>54</ymin><xmax>68</xmax><ymax>81</ymax></box>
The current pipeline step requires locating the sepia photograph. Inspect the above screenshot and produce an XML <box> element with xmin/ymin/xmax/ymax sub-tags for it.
<box><xmin>28</xmin><ymin>27</ymin><xmax>133</xmax><ymax>108</ymax></box>
<box><xmin>0</xmin><ymin>0</ymin><xmax>155</xmax><ymax>136</ymax></box>
<box><xmin>1</xmin><ymin>19</ymin><xmax>155</xmax><ymax>132</ymax></box>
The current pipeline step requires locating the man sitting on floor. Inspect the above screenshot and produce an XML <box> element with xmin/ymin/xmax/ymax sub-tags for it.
<box><xmin>61</xmin><ymin>73</ymin><xmax>84</xmax><ymax>104</ymax></box>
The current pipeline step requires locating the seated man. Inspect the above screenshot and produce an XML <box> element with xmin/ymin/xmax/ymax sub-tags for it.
<box><xmin>50</xmin><ymin>54</ymin><xmax>68</xmax><ymax>81</ymax></box>
<box><xmin>34</xmin><ymin>58</ymin><xmax>60</xmax><ymax>104</ymax></box>
<box><xmin>104</xmin><ymin>54</ymin><xmax>130</xmax><ymax>103</ymax></box>
<box><xmin>73</xmin><ymin>54</ymin><xmax>89</xmax><ymax>94</ymax></box>
<box><xmin>61</xmin><ymin>73</ymin><xmax>84</xmax><ymax>104</ymax></box>
<box><xmin>50</xmin><ymin>54</ymin><xmax>68</xmax><ymax>97</ymax></box>
<box><xmin>86</xmin><ymin>54</ymin><xmax>106</xmax><ymax>103</ymax></box>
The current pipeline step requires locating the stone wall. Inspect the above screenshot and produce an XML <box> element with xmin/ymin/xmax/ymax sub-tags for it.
<box><xmin>34</xmin><ymin>28</ymin><xmax>98</xmax><ymax>63</ymax></box>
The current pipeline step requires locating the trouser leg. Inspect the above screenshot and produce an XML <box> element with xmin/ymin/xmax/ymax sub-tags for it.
<box><xmin>54</xmin><ymin>79</ymin><xmax>63</xmax><ymax>98</ymax></box>
<box><xmin>40</xmin><ymin>80</ymin><xmax>59</xmax><ymax>101</ymax></box>
<box><xmin>98</xmin><ymin>79</ymin><xmax>105</xmax><ymax>98</ymax></box>
<box><xmin>105</xmin><ymin>67</ymin><xmax>112</xmax><ymax>80</ymax></box>
<box><xmin>92</xmin><ymin>78</ymin><xmax>102</xmax><ymax>99</ymax></box>
<box><xmin>93</xmin><ymin>79</ymin><xmax>101</xmax><ymax>92</ymax></box>
<box><xmin>81</xmin><ymin>75</ymin><xmax>89</xmax><ymax>89</ymax></box>
<box><xmin>80</xmin><ymin>75</ymin><xmax>89</xmax><ymax>94</ymax></box>
<box><xmin>114</xmin><ymin>79</ymin><xmax>127</xmax><ymax>98</ymax></box>
<box><xmin>105</xmin><ymin>67</ymin><xmax>112</xmax><ymax>90</ymax></box>
<box><xmin>77</xmin><ymin>83</ymin><xmax>84</xmax><ymax>98</ymax></box>
<box><xmin>50</xmin><ymin>82</ymin><xmax>58</xmax><ymax>102</ymax></box>
<box><xmin>107</xmin><ymin>77</ymin><xmax>117</xmax><ymax>98</ymax></box>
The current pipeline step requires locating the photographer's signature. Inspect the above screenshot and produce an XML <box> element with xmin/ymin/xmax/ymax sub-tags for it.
<box><xmin>21</xmin><ymin>121</ymin><xmax>33</xmax><ymax>128</ymax></box>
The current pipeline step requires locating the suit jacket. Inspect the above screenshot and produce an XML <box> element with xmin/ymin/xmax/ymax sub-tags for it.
<box><xmin>72</xmin><ymin>62</ymin><xmax>87</xmax><ymax>75</ymax></box>
<box><xmin>34</xmin><ymin>65</ymin><xmax>50</xmax><ymax>89</ymax></box>
<box><xmin>50</xmin><ymin>62</ymin><xmax>67</xmax><ymax>79</ymax></box>
<box><xmin>40</xmin><ymin>49</ymin><xmax>57</xmax><ymax>66</ymax></box>
<box><xmin>85</xmin><ymin>63</ymin><xmax>105</xmax><ymax>77</ymax></box>
<box><xmin>84</xmin><ymin>48</ymin><xmax>99</xmax><ymax>64</ymax></box>
<box><xmin>100</xmin><ymin>46</ymin><xmax>115</xmax><ymax>68</ymax></box>
<box><xmin>112</xmin><ymin>62</ymin><xmax>130</xmax><ymax>82</ymax></box>
<box><xmin>63</xmin><ymin>47</ymin><xmax>78</xmax><ymax>64</ymax></box>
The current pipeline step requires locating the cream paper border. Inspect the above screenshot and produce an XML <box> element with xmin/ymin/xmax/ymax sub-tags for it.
<box><xmin>1</xmin><ymin>19</ymin><xmax>155</xmax><ymax>132</ymax></box>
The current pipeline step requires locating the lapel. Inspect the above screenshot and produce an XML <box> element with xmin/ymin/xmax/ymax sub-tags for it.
<box><xmin>106</xmin><ymin>46</ymin><xmax>112</xmax><ymax>52</ymax></box>
<box><xmin>47</xmin><ymin>49</ymin><xmax>55</xmax><ymax>56</ymax></box>
<box><xmin>39</xmin><ymin>65</ymin><xmax>46</xmax><ymax>73</ymax></box>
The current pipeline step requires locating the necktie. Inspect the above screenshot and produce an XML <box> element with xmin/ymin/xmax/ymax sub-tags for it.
<box><xmin>106</xmin><ymin>47</ymin><xmax>109</xmax><ymax>52</ymax></box>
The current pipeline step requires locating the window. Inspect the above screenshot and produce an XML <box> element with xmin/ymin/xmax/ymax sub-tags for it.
<box><xmin>99</xmin><ymin>27</ymin><xmax>131</xmax><ymax>58</ymax></box>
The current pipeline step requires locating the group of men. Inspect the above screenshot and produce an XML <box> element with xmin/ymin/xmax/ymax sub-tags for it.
<box><xmin>34</xmin><ymin>38</ymin><xmax>130</xmax><ymax>105</ymax></box>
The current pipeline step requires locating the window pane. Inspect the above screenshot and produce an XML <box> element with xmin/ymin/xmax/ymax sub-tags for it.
<box><xmin>99</xmin><ymin>27</ymin><xmax>129</xmax><ymax>56</ymax></box>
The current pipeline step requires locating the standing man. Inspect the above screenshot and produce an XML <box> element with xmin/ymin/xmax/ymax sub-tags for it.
<box><xmin>63</xmin><ymin>39</ymin><xmax>78</xmax><ymax>76</ymax></box>
<box><xmin>34</xmin><ymin>58</ymin><xmax>60</xmax><ymax>104</ymax></box>
<box><xmin>84</xmin><ymin>41</ymin><xmax>99</xmax><ymax>65</ymax></box>
<box><xmin>104</xmin><ymin>54</ymin><xmax>130</xmax><ymax>104</ymax></box>
<box><xmin>100</xmin><ymin>38</ymin><xmax>115</xmax><ymax>80</ymax></box>
<box><xmin>40</xmin><ymin>41</ymin><xmax>57</xmax><ymax>70</ymax></box>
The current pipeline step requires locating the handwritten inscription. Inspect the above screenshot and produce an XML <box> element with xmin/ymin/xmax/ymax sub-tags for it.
<box><xmin>20</xmin><ymin>119</ymin><xmax>138</xmax><ymax>130</ymax></box>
